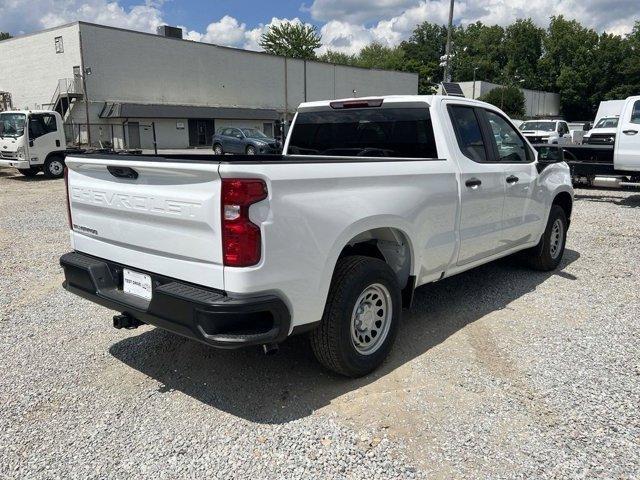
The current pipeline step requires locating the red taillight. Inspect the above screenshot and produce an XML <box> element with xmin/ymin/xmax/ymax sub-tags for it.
<box><xmin>64</xmin><ymin>166</ymin><xmax>72</xmax><ymax>229</ymax></box>
<box><xmin>221</xmin><ymin>179</ymin><xmax>267</xmax><ymax>267</ymax></box>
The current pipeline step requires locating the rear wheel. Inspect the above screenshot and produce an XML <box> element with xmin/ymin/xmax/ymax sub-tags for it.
<box><xmin>246</xmin><ymin>145</ymin><xmax>256</xmax><ymax>155</ymax></box>
<box><xmin>310</xmin><ymin>256</ymin><xmax>401</xmax><ymax>377</ymax></box>
<box><xmin>213</xmin><ymin>143</ymin><xmax>224</xmax><ymax>155</ymax></box>
<box><xmin>524</xmin><ymin>205</ymin><xmax>567</xmax><ymax>271</ymax></box>
<box><xmin>18</xmin><ymin>167</ymin><xmax>39</xmax><ymax>177</ymax></box>
<box><xmin>43</xmin><ymin>156</ymin><xmax>65</xmax><ymax>179</ymax></box>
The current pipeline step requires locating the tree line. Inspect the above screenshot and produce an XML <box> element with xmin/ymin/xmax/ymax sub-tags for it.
<box><xmin>261</xmin><ymin>17</ymin><xmax>640</xmax><ymax>120</ymax></box>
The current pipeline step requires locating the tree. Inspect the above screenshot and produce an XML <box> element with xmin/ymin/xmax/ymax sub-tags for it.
<box><xmin>450</xmin><ymin>22</ymin><xmax>506</xmax><ymax>83</ymax></box>
<box><xmin>503</xmin><ymin>19</ymin><xmax>544</xmax><ymax>89</ymax></box>
<box><xmin>400</xmin><ymin>22</ymin><xmax>447</xmax><ymax>94</ymax></box>
<box><xmin>318</xmin><ymin>50</ymin><xmax>357</xmax><ymax>66</ymax></box>
<box><xmin>260</xmin><ymin>22</ymin><xmax>321</xmax><ymax>60</ymax></box>
<box><xmin>479</xmin><ymin>86</ymin><xmax>525</xmax><ymax>117</ymax></box>
<box><xmin>355</xmin><ymin>43</ymin><xmax>406</xmax><ymax>70</ymax></box>
<box><xmin>0</xmin><ymin>32</ymin><xmax>11</xmax><ymax>41</ymax></box>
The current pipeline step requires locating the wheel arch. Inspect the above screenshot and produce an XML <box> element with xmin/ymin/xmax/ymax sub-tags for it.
<box><xmin>323</xmin><ymin>219</ymin><xmax>417</xmax><ymax>309</ymax></box>
<box><xmin>552</xmin><ymin>190</ymin><xmax>573</xmax><ymax>225</ymax></box>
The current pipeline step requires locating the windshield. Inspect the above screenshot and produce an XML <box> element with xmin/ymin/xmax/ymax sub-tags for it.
<box><xmin>520</xmin><ymin>121</ymin><xmax>555</xmax><ymax>132</ymax></box>
<box><xmin>0</xmin><ymin>113</ymin><xmax>26</xmax><ymax>138</ymax></box>
<box><xmin>241</xmin><ymin>128</ymin><xmax>269</xmax><ymax>139</ymax></box>
<box><xmin>594</xmin><ymin>117</ymin><xmax>618</xmax><ymax>129</ymax></box>
<box><xmin>287</xmin><ymin>107</ymin><xmax>438</xmax><ymax>158</ymax></box>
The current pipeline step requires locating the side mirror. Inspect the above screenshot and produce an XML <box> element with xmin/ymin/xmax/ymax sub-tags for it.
<box><xmin>29</xmin><ymin>140</ymin><xmax>34</xmax><ymax>147</ymax></box>
<box><xmin>583</xmin><ymin>123</ymin><xmax>592</xmax><ymax>131</ymax></box>
<box><xmin>535</xmin><ymin>145</ymin><xmax>564</xmax><ymax>173</ymax></box>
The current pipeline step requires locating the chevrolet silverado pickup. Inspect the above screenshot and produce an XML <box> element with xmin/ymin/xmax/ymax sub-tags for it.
<box><xmin>60</xmin><ymin>95</ymin><xmax>574</xmax><ymax>377</ymax></box>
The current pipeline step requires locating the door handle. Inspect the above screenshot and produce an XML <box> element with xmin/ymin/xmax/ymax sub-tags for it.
<box><xmin>623</xmin><ymin>129</ymin><xmax>638</xmax><ymax>135</ymax></box>
<box><xmin>465</xmin><ymin>178</ymin><xmax>482</xmax><ymax>188</ymax></box>
<box><xmin>506</xmin><ymin>175</ymin><xmax>519</xmax><ymax>184</ymax></box>
<box><xmin>107</xmin><ymin>166</ymin><xmax>138</xmax><ymax>179</ymax></box>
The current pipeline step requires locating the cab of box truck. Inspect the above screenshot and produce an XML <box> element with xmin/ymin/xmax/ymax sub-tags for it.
<box><xmin>615</xmin><ymin>96</ymin><xmax>640</xmax><ymax>172</ymax></box>
<box><xmin>0</xmin><ymin>110</ymin><xmax>67</xmax><ymax>178</ymax></box>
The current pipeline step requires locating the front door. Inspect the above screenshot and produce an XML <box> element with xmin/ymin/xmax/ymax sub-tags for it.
<box><xmin>27</xmin><ymin>113</ymin><xmax>60</xmax><ymax>164</ymax></box>
<box><xmin>446</xmin><ymin>102</ymin><xmax>506</xmax><ymax>265</ymax></box>
<box><xmin>615</xmin><ymin>97</ymin><xmax>640</xmax><ymax>171</ymax></box>
<box><xmin>483</xmin><ymin>109</ymin><xmax>544</xmax><ymax>249</ymax></box>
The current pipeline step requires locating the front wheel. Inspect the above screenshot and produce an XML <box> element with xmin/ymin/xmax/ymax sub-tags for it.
<box><xmin>310</xmin><ymin>256</ymin><xmax>401</xmax><ymax>377</ymax></box>
<box><xmin>43</xmin><ymin>156</ymin><xmax>65</xmax><ymax>179</ymax></box>
<box><xmin>213</xmin><ymin>143</ymin><xmax>224</xmax><ymax>155</ymax></box>
<box><xmin>18</xmin><ymin>167</ymin><xmax>39</xmax><ymax>177</ymax></box>
<box><xmin>246</xmin><ymin>145</ymin><xmax>256</xmax><ymax>155</ymax></box>
<box><xmin>524</xmin><ymin>205</ymin><xmax>568</xmax><ymax>271</ymax></box>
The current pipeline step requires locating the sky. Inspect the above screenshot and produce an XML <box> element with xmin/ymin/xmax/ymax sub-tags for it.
<box><xmin>1</xmin><ymin>0</ymin><xmax>639</xmax><ymax>54</ymax></box>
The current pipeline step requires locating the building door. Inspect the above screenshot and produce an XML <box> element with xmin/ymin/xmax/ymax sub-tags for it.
<box><xmin>127</xmin><ymin>122</ymin><xmax>141</xmax><ymax>149</ymax></box>
<box><xmin>188</xmin><ymin>119</ymin><xmax>214</xmax><ymax>147</ymax></box>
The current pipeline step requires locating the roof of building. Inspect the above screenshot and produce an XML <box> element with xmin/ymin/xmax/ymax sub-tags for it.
<box><xmin>99</xmin><ymin>102</ymin><xmax>280</xmax><ymax>120</ymax></box>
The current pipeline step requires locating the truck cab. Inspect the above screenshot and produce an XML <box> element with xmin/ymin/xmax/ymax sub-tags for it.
<box><xmin>583</xmin><ymin>116</ymin><xmax>619</xmax><ymax>145</ymax></box>
<box><xmin>614</xmin><ymin>96</ymin><xmax>640</xmax><ymax>172</ymax></box>
<box><xmin>0</xmin><ymin>110</ymin><xmax>68</xmax><ymax>178</ymax></box>
<box><xmin>519</xmin><ymin>119</ymin><xmax>571</xmax><ymax>145</ymax></box>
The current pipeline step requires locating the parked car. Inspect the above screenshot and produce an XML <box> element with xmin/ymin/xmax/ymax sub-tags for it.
<box><xmin>519</xmin><ymin>119</ymin><xmax>572</xmax><ymax>145</ymax></box>
<box><xmin>582</xmin><ymin>116</ymin><xmax>619</xmax><ymax>145</ymax></box>
<box><xmin>212</xmin><ymin>127</ymin><xmax>280</xmax><ymax>155</ymax></box>
<box><xmin>60</xmin><ymin>95</ymin><xmax>573</xmax><ymax>377</ymax></box>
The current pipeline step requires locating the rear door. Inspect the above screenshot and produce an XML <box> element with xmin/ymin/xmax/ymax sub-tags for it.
<box><xmin>615</xmin><ymin>97</ymin><xmax>640</xmax><ymax>171</ymax></box>
<box><xmin>446</xmin><ymin>102</ymin><xmax>506</xmax><ymax>265</ymax></box>
<box><xmin>65</xmin><ymin>155</ymin><xmax>224</xmax><ymax>289</ymax></box>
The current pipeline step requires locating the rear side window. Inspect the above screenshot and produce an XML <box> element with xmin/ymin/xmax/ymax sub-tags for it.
<box><xmin>287</xmin><ymin>107</ymin><xmax>438</xmax><ymax>158</ymax></box>
<box><xmin>448</xmin><ymin>105</ymin><xmax>487</xmax><ymax>162</ymax></box>
<box><xmin>631</xmin><ymin>100</ymin><xmax>640</xmax><ymax>125</ymax></box>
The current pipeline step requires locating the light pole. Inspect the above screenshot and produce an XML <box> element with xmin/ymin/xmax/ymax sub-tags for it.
<box><xmin>472</xmin><ymin>66</ymin><xmax>479</xmax><ymax>98</ymax></box>
<box><xmin>443</xmin><ymin>0</ymin><xmax>455</xmax><ymax>83</ymax></box>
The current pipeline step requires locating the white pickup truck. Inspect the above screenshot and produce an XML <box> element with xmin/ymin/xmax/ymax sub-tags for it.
<box><xmin>0</xmin><ymin>110</ymin><xmax>71</xmax><ymax>178</ymax></box>
<box><xmin>60</xmin><ymin>95</ymin><xmax>573</xmax><ymax>377</ymax></box>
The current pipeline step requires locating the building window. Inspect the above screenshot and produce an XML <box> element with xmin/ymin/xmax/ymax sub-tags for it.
<box><xmin>55</xmin><ymin>36</ymin><xmax>64</xmax><ymax>53</ymax></box>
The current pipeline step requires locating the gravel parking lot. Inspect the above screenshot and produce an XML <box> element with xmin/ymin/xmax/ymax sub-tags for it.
<box><xmin>1</xmin><ymin>167</ymin><xmax>638</xmax><ymax>479</ymax></box>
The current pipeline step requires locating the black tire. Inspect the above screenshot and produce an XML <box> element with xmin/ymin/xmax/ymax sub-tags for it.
<box><xmin>524</xmin><ymin>205</ymin><xmax>568</xmax><ymax>271</ymax></box>
<box><xmin>18</xmin><ymin>167</ymin><xmax>39</xmax><ymax>177</ymax></box>
<box><xmin>310</xmin><ymin>256</ymin><xmax>401</xmax><ymax>377</ymax></box>
<box><xmin>43</xmin><ymin>155</ymin><xmax>65</xmax><ymax>179</ymax></box>
<box><xmin>246</xmin><ymin>145</ymin><xmax>256</xmax><ymax>155</ymax></box>
<box><xmin>213</xmin><ymin>143</ymin><xmax>224</xmax><ymax>155</ymax></box>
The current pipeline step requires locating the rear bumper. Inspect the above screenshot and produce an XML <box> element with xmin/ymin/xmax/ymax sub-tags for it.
<box><xmin>60</xmin><ymin>251</ymin><xmax>291</xmax><ymax>348</ymax></box>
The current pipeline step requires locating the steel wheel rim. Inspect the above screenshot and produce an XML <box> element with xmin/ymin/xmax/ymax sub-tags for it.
<box><xmin>49</xmin><ymin>160</ymin><xmax>63</xmax><ymax>176</ymax></box>
<box><xmin>550</xmin><ymin>218</ymin><xmax>564</xmax><ymax>259</ymax></box>
<box><xmin>350</xmin><ymin>283</ymin><xmax>393</xmax><ymax>355</ymax></box>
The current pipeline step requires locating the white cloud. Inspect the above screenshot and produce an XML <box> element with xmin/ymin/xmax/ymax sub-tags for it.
<box><xmin>1</xmin><ymin>0</ymin><xmax>164</xmax><ymax>35</ymax></box>
<box><xmin>308</xmin><ymin>0</ymin><xmax>417</xmax><ymax>24</ymax></box>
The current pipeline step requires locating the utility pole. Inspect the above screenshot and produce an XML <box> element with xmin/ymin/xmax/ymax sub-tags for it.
<box><xmin>472</xmin><ymin>66</ymin><xmax>479</xmax><ymax>98</ymax></box>
<box><xmin>443</xmin><ymin>0</ymin><xmax>455</xmax><ymax>83</ymax></box>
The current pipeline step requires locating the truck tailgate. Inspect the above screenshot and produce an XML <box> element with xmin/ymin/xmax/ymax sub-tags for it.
<box><xmin>65</xmin><ymin>156</ymin><xmax>224</xmax><ymax>290</ymax></box>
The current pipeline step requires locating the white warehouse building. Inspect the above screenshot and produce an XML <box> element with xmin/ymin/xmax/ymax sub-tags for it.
<box><xmin>0</xmin><ymin>22</ymin><xmax>419</xmax><ymax>150</ymax></box>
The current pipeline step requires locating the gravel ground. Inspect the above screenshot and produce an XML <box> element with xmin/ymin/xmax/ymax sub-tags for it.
<box><xmin>0</xmin><ymin>167</ymin><xmax>638</xmax><ymax>479</ymax></box>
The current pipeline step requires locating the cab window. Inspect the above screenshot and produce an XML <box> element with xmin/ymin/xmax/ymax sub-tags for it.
<box><xmin>484</xmin><ymin>110</ymin><xmax>530</xmax><ymax>163</ymax></box>
<box><xmin>448</xmin><ymin>105</ymin><xmax>487</xmax><ymax>162</ymax></box>
<box><xmin>28</xmin><ymin>114</ymin><xmax>57</xmax><ymax>140</ymax></box>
